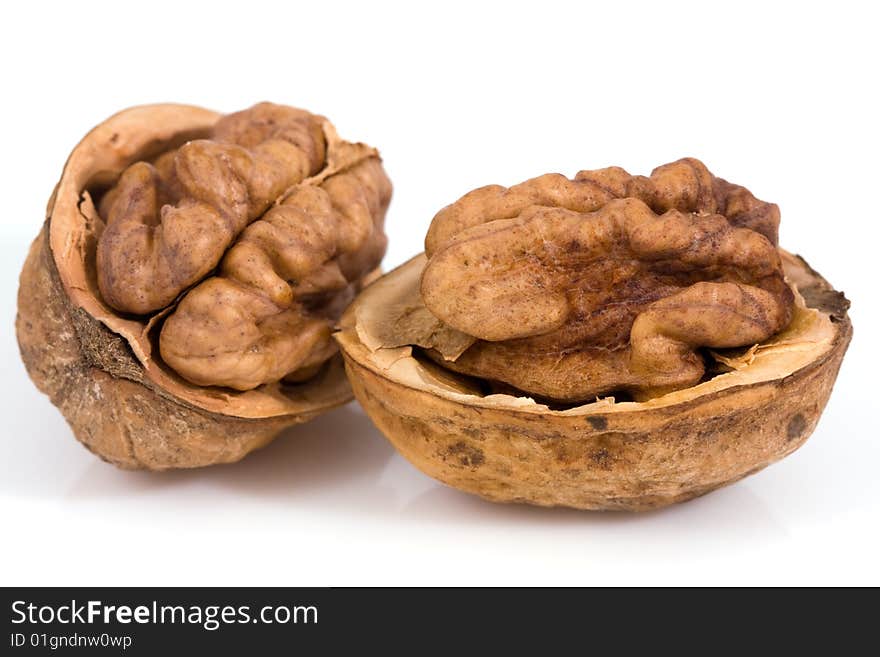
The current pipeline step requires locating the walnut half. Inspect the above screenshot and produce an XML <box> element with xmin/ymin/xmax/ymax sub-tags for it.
<box><xmin>335</xmin><ymin>159</ymin><xmax>851</xmax><ymax>510</ymax></box>
<box><xmin>17</xmin><ymin>103</ymin><xmax>391</xmax><ymax>469</ymax></box>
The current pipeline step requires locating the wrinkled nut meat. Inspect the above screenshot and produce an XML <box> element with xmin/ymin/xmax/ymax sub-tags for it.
<box><xmin>421</xmin><ymin>159</ymin><xmax>793</xmax><ymax>402</ymax></box>
<box><xmin>17</xmin><ymin>103</ymin><xmax>391</xmax><ymax>469</ymax></box>
<box><xmin>335</xmin><ymin>158</ymin><xmax>851</xmax><ymax>510</ymax></box>
<box><xmin>98</xmin><ymin>103</ymin><xmax>390</xmax><ymax>390</ymax></box>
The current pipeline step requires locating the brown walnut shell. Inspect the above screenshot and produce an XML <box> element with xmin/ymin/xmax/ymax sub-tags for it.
<box><xmin>335</xmin><ymin>251</ymin><xmax>851</xmax><ymax>511</ymax></box>
<box><xmin>16</xmin><ymin>104</ymin><xmax>372</xmax><ymax>470</ymax></box>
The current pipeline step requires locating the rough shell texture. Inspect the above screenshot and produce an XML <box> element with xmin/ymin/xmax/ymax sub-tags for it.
<box><xmin>16</xmin><ymin>104</ymin><xmax>359</xmax><ymax>470</ymax></box>
<box><xmin>335</xmin><ymin>252</ymin><xmax>851</xmax><ymax>511</ymax></box>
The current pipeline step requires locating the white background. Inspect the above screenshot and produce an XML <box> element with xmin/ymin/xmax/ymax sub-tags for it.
<box><xmin>2</xmin><ymin>1</ymin><xmax>877</xmax><ymax>586</ymax></box>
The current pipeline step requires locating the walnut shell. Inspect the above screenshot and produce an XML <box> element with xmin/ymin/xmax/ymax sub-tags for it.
<box><xmin>16</xmin><ymin>104</ymin><xmax>368</xmax><ymax>470</ymax></box>
<box><xmin>335</xmin><ymin>251</ymin><xmax>851</xmax><ymax>511</ymax></box>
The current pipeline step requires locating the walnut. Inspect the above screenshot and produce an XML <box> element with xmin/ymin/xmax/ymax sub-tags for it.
<box><xmin>335</xmin><ymin>160</ymin><xmax>851</xmax><ymax>510</ymax></box>
<box><xmin>158</xmin><ymin>155</ymin><xmax>390</xmax><ymax>390</ymax></box>
<box><xmin>17</xmin><ymin>103</ymin><xmax>391</xmax><ymax>469</ymax></box>
<box><xmin>420</xmin><ymin>164</ymin><xmax>794</xmax><ymax>401</ymax></box>
<box><xmin>97</xmin><ymin>103</ymin><xmax>328</xmax><ymax>314</ymax></box>
<box><xmin>93</xmin><ymin>102</ymin><xmax>390</xmax><ymax>391</ymax></box>
<box><xmin>420</xmin><ymin>159</ymin><xmax>793</xmax><ymax>402</ymax></box>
